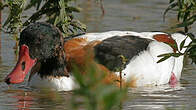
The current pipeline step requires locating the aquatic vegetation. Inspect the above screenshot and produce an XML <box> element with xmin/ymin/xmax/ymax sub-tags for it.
<box><xmin>160</xmin><ymin>0</ymin><xmax>196</xmax><ymax>64</ymax></box>
<box><xmin>1</xmin><ymin>0</ymin><xmax>86</xmax><ymax>37</ymax></box>
<box><xmin>164</xmin><ymin>0</ymin><xmax>196</xmax><ymax>33</ymax></box>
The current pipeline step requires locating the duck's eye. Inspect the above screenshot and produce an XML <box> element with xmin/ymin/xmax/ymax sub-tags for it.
<box><xmin>22</xmin><ymin>61</ymin><xmax>25</xmax><ymax>71</ymax></box>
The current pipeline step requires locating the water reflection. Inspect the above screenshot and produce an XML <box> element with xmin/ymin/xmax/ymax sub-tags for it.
<box><xmin>1</xmin><ymin>89</ymin><xmax>72</xmax><ymax>110</ymax></box>
<box><xmin>6</xmin><ymin>90</ymin><xmax>34</xmax><ymax>110</ymax></box>
<box><xmin>126</xmin><ymin>84</ymin><xmax>190</xmax><ymax>110</ymax></box>
<box><xmin>124</xmin><ymin>64</ymin><xmax>196</xmax><ymax>110</ymax></box>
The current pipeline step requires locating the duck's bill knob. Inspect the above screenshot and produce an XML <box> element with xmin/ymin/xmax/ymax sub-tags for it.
<box><xmin>5</xmin><ymin>45</ymin><xmax>37</xmax><ymax>84</ymax></box>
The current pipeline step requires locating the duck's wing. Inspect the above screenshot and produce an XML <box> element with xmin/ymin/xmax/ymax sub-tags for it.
<box><xmin>94</xmin><ymin>35</ymin><xmax>152</xmax><ymax>72</ymax></box>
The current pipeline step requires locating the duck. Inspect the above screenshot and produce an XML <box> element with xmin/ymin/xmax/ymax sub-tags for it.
<box><xmin>4</xmin><ymin>22</ymin><xmax>192</xmax><ymax>91</ymax></box>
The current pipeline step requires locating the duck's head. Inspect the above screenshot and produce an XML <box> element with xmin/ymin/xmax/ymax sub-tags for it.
<box><xmin>5</xmin><ymin>22</ymin><xmax>68</xmax><ymax>84</ymax></box>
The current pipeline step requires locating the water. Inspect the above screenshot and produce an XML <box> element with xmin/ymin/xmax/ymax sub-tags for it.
<box><xmin>0</xmin><ymin>0</ymin><xmax>196</xmax><ymax>110</ymax></box>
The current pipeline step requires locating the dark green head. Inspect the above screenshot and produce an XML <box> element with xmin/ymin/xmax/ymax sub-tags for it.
<box><xmin>19</xmin><ymin>22</ymin><xmax>64</xmax><ymax>60</ymax></box>
<box><xmin>5</xmin><ymin>22</ymin><xmax>68</xmax><ymax>85</ymax></box>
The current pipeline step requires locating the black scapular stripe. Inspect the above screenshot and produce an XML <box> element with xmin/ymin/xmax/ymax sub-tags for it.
<box><xmin>94</xmin><ymin>35</ymin><xmax>152</xmax><ymax>72</ymax></box>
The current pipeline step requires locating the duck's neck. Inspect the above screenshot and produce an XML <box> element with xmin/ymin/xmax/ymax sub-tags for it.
<box><xmin>38</xmin><ymin>56</ymin><xmax>69</xmax><ymax>78</ymax></box>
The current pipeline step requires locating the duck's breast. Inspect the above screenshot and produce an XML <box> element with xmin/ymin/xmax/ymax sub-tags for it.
<box><xmin>28</xmin><ymin>74</ymin><xmax>78</xmax><ymax>91</ymax></box>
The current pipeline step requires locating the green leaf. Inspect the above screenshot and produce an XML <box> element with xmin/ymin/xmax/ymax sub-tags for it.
<box><xmin>163</xmin><ymin>2</ymin><xmax>178</xmax><ymax>21</ymax></box>
<box><xmin>67</xmin><ymin>6</ymin><xmax>80</xmax><ymax>12</ymax></box>
<box><xmin>172</xmin><ymin>53</ymin><xmax>182</xmax><ymax>57</ymax></box>
<box><xmin>186</xmin><ymin>33</ymin><xmax>195</xmax><ymax>40</ymax></box>
<box><xmin>25</xmin><ymin>0</ymin><xmax>43</xmax><ymax>10</ymax></box>
<box><xmin>157</xmin><ymin>53</ymin><xmax>170</xmax><ymax>57</ymax></box>
<box><xmin>157</xmin><ymin>53</ymin><xmax>179</xmax><ymax>57</ymax></box>
<box><xmin>157</xmin><ymin>53</ymin><xmax>182</xmax><ymax>63</ymax></box>
<box><xmin>157</xmin><ymin>56</ymin><xmax>171</xmax><ymax>63</ymax></box>
<box><xmin>172</xmin><ymin>17</ymin><xmax>196</xmax><ymax>28</ymax></box>
<box><xmin>169</xmin><ymin>0</ymin><xmax>175</xmax><ymax>3</ymax></box>
<box><xmin>180</xmin><ymin>37</ymin><xmax>186</xmax><ymax>50</ymax></box>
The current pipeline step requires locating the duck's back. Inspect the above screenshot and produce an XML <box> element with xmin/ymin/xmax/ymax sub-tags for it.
<box><xmin>94</xmin><ymin>35</ymin><xmax>152</xmax><ymax>72</ymax></box>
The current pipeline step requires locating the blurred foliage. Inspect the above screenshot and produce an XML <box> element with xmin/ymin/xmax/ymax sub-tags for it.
<box><xmin>161</xmin><ymin>0</ymin><xmax>196</xmax><ymax>64</ymax></box>
<box><xmin>70</xmin><ymin>56</ymin><xmax>128</xmax><ymax>110</ymax></box>
<box><xmin>1</xmin><ymin>0</ymin><xmax>86</xmax><ymax>37</ymax></box>
<box><xmin>164</xmin><ymin>0</ymin><xmax>196</xmax><ymax>33</ymax></box>
<box><xmin>186</xmin><ymin>33</ymin><xmax>196</xmax><ymax>63</ymax></box>
<box><xmin>3</xmin><ymin>0</ymin><xmax>26</xmax><ymax>34</ymax></box>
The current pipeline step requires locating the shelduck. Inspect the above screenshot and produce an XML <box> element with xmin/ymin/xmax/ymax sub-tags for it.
<box><xmin>4</xmin><ymin>22</ymin><xmax>192</xmax><ymax>91</ymax></box>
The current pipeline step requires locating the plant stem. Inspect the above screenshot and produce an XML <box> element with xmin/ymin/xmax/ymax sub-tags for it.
<box><xmin>0</xmin><ymin>0</ymin><xmax>1</xmax><ymax>30</ymax></box>
<box><xmin>120</xmin><ymin>71</ymin><xmax>122</xmax><ymax>90</ymax></box>
<box><xmin>185</xmin><ymin>26</ymin><xmax>188</xmax><ymax>33</ymax></box>
<box><xmin>100</xmin><ymin>0</ymin><xmax>105</xmax><ymax>16</ymax></box>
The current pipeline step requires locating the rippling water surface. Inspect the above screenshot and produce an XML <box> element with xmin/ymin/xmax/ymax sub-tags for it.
<box><xmin>0</xmin><ymin>0</ymin><xmax>196</xmax><ymax>110</ymax></box>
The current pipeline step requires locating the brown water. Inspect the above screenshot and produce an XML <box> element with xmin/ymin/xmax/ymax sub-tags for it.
<box><xmin>0</xmin><ymin>0</ymin><xmax>196</xmax><ymax>110</ymax></box>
